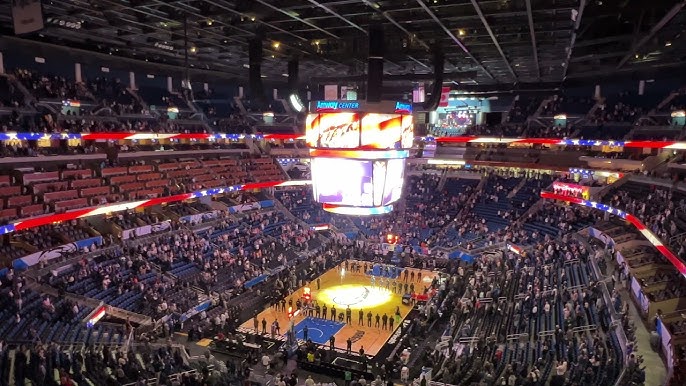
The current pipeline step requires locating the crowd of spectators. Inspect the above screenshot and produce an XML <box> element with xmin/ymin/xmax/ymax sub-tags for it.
<box><xmin>409</xmin><ymin>235</ymin><xmax>631</xmax><ymax>386</ymax></box>
<box><xmin>0</xmin><ymin>163</ymin><xmax>680</xmax><ymax>386</ymax></box>
<box><xmin>604</xmin><ymin>181</ymin><xmax>686</xmax><ymax>256</ymax></box>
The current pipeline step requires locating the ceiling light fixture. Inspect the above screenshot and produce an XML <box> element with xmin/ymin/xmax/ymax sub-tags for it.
<box><xmin>154</xmin><ymin>42</ymin><xmax>174</xmax><ymax>51</ymax></box>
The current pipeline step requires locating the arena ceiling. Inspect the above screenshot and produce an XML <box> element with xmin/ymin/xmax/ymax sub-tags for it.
<box><xmin>2</xmin><ymin>0</ymin><xmax>686</xmax><ymax>87</ymax></box>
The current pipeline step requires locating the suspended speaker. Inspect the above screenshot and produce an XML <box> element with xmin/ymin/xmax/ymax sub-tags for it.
<box><xmin>288</xmin><ymin>59</ymin><xmax>299</xmax><ymax>92</ymax></box>
<box><xmin>367</xmin><ymin>24</ymin><xmax>384</xmax><ymax>103</ymax></box>
<box><xmin>287</xmin><ymin>59</ymin><xmax>304</xmax><ymax>112</ymax></box>
<box><xmin>249</xmin><ymin>38</ymin><xmax>266</xmax><ymax>107</ymax></box>
<box><xmin>422</xmin><ymin>49</ymin><xmax>445</xmax><ymax>111</ymax></box>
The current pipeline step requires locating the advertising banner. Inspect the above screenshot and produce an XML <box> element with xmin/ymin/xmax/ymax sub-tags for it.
<box><xmin>227</xmin><ymin>200</ymin><xmax>274</xmax><ymax>214</ymax></box>
<box><xmin>12</xmin><ymin>236</ymin><xmax>103</xmax><ymax>270</ymax></box>
<box><xmin>121</xmin><ymin>220</ymin><xmax>171</xmax><ymax>240</ymax></box>
<box><xmin>552</xmin><ymin>182</ymin><xmax>590</xmax><ymax>199</ymax></box>
<box><xmin>179</xmin><ymin>300</ymin><xmax>213</xmax><ymax>322</ymax></box>
<box><xmin>179</xmin><ymin>210</ymin><xmax>220</xmax><ymax>225</ymax></box>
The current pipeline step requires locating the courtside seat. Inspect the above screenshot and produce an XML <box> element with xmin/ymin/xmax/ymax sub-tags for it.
<box><xmin>7</xmin><ymin>195</ymin><xmax>33</xmax><ymax>208</ymax></box>
<box><xmin>119</xmin><ymin>181</ymin><xmax>145</xmax><ymax>192</ymax></box>
<box><xmin>44</xmin><ymin>189</ymin><xmax>79</xmax><ymax>203</ymax></box>
<box><xmin>80</xmin><ymin>185</ymin><xmax>111</xmax><ymax>197</ymax></box>
<box><xmin>0</xmin><ymin>175</ymin><xmax>11</xmax><ymax>186</ymax></box>
<box><xmin>61</xmin><ymin>169</ymin><xmax>92</xmax><ymax>179</ymax></box>
<box><xmin>54</xmin><ymin>198</ymin><xmax>89</xmax><ymax>212</ymax></box>
<box><xmin>110</xmin><ymin>174</ymin><xmax>137</xmax><ymax>185</ymax></box>
<box><xmin>128</xmin><ymin>165</ymin><xmax>154</xmax><ymax>174</ymax></box>
<box><xmin>157</xmin><ymin>162</ymin><xmax>180</xmax><ymax>172</ymax></box>
<box><xmin>129</xmin><ymin>188</ymin><xmax>164</xmax><ymax>199</ymax></box>
<box><xmin>32</xmin><ymin>181</ymin><xmax>68</xmax><ymax>195</ymax></box>
<box><xmin>22</xmin><ymin>171</ymin><xmax>60</xmax><ymax>185</ymax></box>
<box><xmin>20</xmin><ymin>204</ymin><xmax>44</xmax><ymax>217</ymax></box>
<box><xmin>145</xmin><ymin>179</ymin><xmax>168</xmax><ymax>189</ymax></box>
<box><xmin>0</xmin><ymin>208</ymin><xmax>17</xmax><ymax>221</ymax></box>
<box><xmin>0</xmin><ymin>185</ymin><xmax>21</xmax><ymax>197</ymax></box>
<box><xmin>136</xmin><ymin>172</ymin><xmax>161</xmax><ymax>181</ymax></box>
<box><xmin>70</xmin><ymin>178</ymin><xmax>102</xmax><ymax>189</ymax></box>
<box><xmin>101</xmin><ymin>166</ymin><xmax>128</xmax><ymax>177</ymax></box>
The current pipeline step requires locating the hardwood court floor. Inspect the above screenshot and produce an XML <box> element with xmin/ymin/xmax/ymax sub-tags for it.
<box><xmin>239</xmin><ymin>262</ymin><xmax>434</xmax><ymax>356</ymax></box>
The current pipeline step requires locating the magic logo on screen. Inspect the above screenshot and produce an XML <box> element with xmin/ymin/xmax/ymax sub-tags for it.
<box><xmin>394</xmin><ymin>102</ymin><xmax>412</xmax><ymax>114</ymax></box>
<box><xmin>315</xmin><ymin>101</ymin><xmax>360</xmax><ymax>111</ymax></box>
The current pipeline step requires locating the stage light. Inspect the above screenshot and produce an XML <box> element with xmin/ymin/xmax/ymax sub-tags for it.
<box><xmin>289</xmin><ymin>94</ymin><xmax>305</xmax><ymax>112</ymax></box>
<box><xmin>318</xmin><ymin>284</ymin><xmax>393</xmax><ymax>309</ymax></box>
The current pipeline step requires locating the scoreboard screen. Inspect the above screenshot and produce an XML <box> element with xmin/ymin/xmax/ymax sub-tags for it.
<box><xmin>310</xmin><ymin>157</ymin><xmax>405</xmax><ymax>208</ymax></box>
<box><xmin>307</xmin><ymin>100</ymin><xmax>413</xmax><ymax>215</ymax></box>
<box><xmin>306</xmin><ymin>112</ymin><xmax>413</xmax><ymax>150</ymax></box>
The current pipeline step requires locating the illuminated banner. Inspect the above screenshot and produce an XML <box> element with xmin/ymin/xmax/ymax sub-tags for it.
<box><xmin>507</xmin><ymin>244</ymin><xmax>524</xmax><ymax>256</ymax></box>
<box><xmin>121</xmin><ymin>220</ymin><xmax>171</xmax><ymax>240</ymax></box>
<box><xmin>309</xmin><ymin>149</ymin><xmax>409</xmax><ymax>159</ymax></box>
<box><xmin>439</xmin><ymin>87</ymin><xmax>450</xmax><ymax>107</ymax></box>
<box><xmin>87</xmin><ymin>306</ymin><xmax>107</xmax><ymax>328</ymax></box>
<box><xmin>552</xmin><ymin>182</ymin><xmax>590</xmax><ymax>199</ymax></box>
<box><xmin>315</xmin><ymin>100</ymin><xmax>360</xmax><ymax>112</ymax></box>
<box><xmin>394</xmin><ymin>102</ymin><xmax>412</xmax><ymax>114</ymax></box>
<box><xmin>322</xmin><ymin>204</ymin><xmax>393</xmax><ymax>215</ymax></box>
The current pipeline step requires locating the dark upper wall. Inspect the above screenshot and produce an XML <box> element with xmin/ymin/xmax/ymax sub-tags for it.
<box><xmin>0</xmin><ymin>37</ymin><xmax>290</xmax><ymax>99</ymax></box>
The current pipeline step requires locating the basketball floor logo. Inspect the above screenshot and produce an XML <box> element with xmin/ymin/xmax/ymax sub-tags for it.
<box><xmin>318</xmin><ymin>284</ymin><xmax>393</xmax><ymax>309</ymax></box>
<box><xmin>331</xmin><ymin>286</ymin><xmax>370</xmax><ymax>306</ymax></box>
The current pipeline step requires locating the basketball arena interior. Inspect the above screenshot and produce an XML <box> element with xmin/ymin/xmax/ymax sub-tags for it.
<box><xmin>2</xmin><ymin>1</ymin><xmax>686</xmax><ymax>385</ymax></box>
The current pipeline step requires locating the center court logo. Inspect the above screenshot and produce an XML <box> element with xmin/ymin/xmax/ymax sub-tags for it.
<box><xmin>332</xmin><ymin>287</ymin><xmax>370</xmax><ymax>306</ymax></box>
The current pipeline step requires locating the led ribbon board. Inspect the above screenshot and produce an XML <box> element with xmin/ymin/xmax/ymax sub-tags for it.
<box><xmin>0</xmin><ymin>180</ymin><xmax>312</xmax><ymax>236</ymax></box>
<box><xmin>2</xmin><ymin>132</ymin><xmax>686</xmax><ymax>149</ymax></box>
<box><xmin>540</xmin><ymin>191</ymin><xmax>686</xmax><ymax>277</ymax></box>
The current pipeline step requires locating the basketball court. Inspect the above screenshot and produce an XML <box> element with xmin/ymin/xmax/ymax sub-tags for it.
<box><xmin>239</xmin><ymin>261</ymin><xmax>436</xmax><ymax>356</ymax></box>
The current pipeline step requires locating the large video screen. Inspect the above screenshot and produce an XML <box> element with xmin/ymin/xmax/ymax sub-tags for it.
<box><xmin>306</xmin><ymin>113</ymin><xmax>361</xmax><ymax>148</ymax></box>
<box><xmin>360</xmin><ymin>113</ymin><xmax>402</xmax><ymax>149</ymax></box>
<box><xmin>306</xmin><ymin>112</ymin><xmax>413</xmax><ymax>150</ymax></box>
<box><xmin>381</xmin><ymin>158</ymin><xmax>405</xmax><ymax>206</ymax></box>
<box><xmin>401</xmin><ymin>115</ymin><xmax>414</xmax><ymax>149</ymax></box>
<box><xmin>311</xmin><ymin>157</ymin><xmax>405</xmax><ymax>207</ymax></box>
<box><xmin>311</xmin><ymin>158</ymin><xmax>374</xmax><ymax>207</ymax></box>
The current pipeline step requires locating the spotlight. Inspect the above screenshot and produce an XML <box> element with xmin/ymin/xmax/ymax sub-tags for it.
<box><xmin>289</xmin><ymin>93</ymin><xmax>305</xmax><ymax>112</ymax></box>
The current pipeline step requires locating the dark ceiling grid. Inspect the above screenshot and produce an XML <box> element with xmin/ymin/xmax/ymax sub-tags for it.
<box><xmin>1</xmin><ymin>0</ymin><xmax>684</xmax><ymax>88</ymax></box>
<box><xmin>414</xmin><ymin>0</ymin><xmax>496</xmax><ymax>82</ymax></box>
<box><xmin>524</xmin><ymin>0</ymin><xmax>540</xmax><ymax>80</ymax></box>
<box><xmin>561</xmin><ymin>0</ymin><xmax>586</xmax><ymax>80</ymax></box>
<box><xmin>616</xmin><ymin>0</ymin><xmax>686</xmax><ymax>69</ymax></box>
<box><xmin>469</xmin><ymin>0</ymin><xmax>517</xmax><ymax>81</ymax></box>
